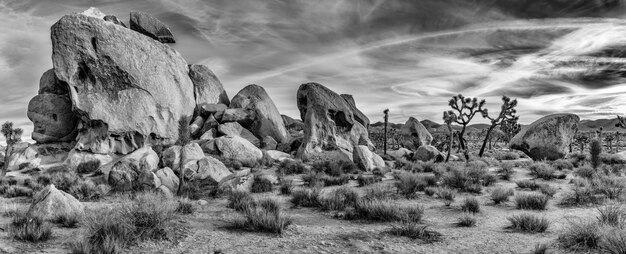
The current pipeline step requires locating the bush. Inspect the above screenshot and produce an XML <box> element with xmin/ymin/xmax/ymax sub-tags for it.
<box><xmin>320</xmin><ymin>187</ymin><xmax>359</xmax><ymax>211</ymax></box>
<box><xmin>278</xmin><ymin>159</ymin><xmax>309</xmax><ymax>175</ymax></box>
<box><xmin>602</xmin><ymin>229</ymin><xmax>626</xmax><ymax>254</ymax></box>
<box><xmin>76</xmin><ymin>161</ymin><xmax>101</xmax><ymax>174</ymax></box>
<box><xmin>394</xmin><ymin>172</ymin><xmax>427</xmax><ymax>198</ymax></box>
<box><xmin>597</xmin><ymin>205</ymin><xmax>625</xmax><ymax>227</ymax></box>
<box><xmin>68</xmin><ymin>180</ymin><xmax>110</xmax><ymax>201</ymax></box>
<box><xmin>558</xmin><ymin>220</ymin><xmax>601</xmax><ymax>250</ymax></box>
<box><xmin>533</xmin><ymin>243</ymin><xmax>549</xmax><ymax>254</ymax></box>
<box><xmin>456</xmin><ymin>213</ymin><xmax>476</xmax><ymax>227</ymax></box>
<box><xmin>590</xmin><ymin>139</ymin><xmax>602</xmax><ymax>169</ymax></box>
<box><xmin>176</xmin><ymin>199</ymin><xmax>195</xmax><ymax>214</ymax></box>
<box><xmin>23</xmin><ymin>179</ymin><xmax>43</xmax><ymax>192</ymax></box>
<box><xmin>348</xmin><ymin>198</ymin><xmax>424</xmax><ymax>222</ymax></box>
<box><xmin>228</xmin><ymin>190</ymin><xmax>255</xmax><ymax>212</ymax></box>
<box><xmin>72</xmin><ymin>207</ymin><xmax>134</xmax><ymax>253</ymax></box>
<box><xmin>491</xmin><ymin>187</ymin><xmax>514</xmax><ymax>204</ymax></box>
<box><xmin>516</xmin><ymin>180</ymin><xmax>539</xmax><ymax>190</ymax></box>
<box><xmin>498</xmin><ymin>162</ymin><xmax>515</xmax><ymax>180</ymax></box>
<box><xmin>303</xmin><ymin>172</ymin><xmax>350</xmax><ymax>188</ymax></box>
<box><xmin>290</xmin><ymin>188</ymin><xmax>322</xmax><ymax>208</ymax></box>
<box><xmin>575</xmin><ymin>165</ymin><xmax>596</xmax><ymax>179</ymax></box>
<box><xmin>251</xmin><ymin>175</ymin><xmax>273</xmax><ymax>193</ymax></box>
<box><xmin>389</xmin><ymin>223</ymin><xmax>442</xmax><ymax>242</ymax></box>
<box><xmin>435</xmin><ymin>187</ymin><xmax>456</xmax><ymax>207</ymax></box>
<box><xmin>601</xmin><ymin>153</ymin><xmax>626</xmax><ymax>165</ymax></box>
<box><xmin>424</xmin><ymin>187</ymin><xmax>437</xmax><ymax>197</ymax></box>
<box><xmin>551</xmin><ymin>159</ymin><xmax>574</xmax><ymax>170</ymax></box>
<box><xmin>53</xmin><ymin>212</ymin><xmax>81</xmax><ymax>228</ymax></box>
<box><xmin>8</xmin><ymin>214</ymin><xmax>53</xmax><ymax>242</ymax></box>
<box><xmin>515</xmin><ymin>193</ymin><xmax>549</xmax><ymax>210</ymax></box>
<box><xmin>49</xmin><ymin>171</ymin><xmax>80</xmax><ymax>192</ymax></box>
<box><xmin>5</xmin><ymin>186</ymin><xmax>33</xmax><ymax>198</ymax></box>
<box><xmin>529</xmin><ymin>162</ymin><xmax>556</xmax><ymax>180</ymax></box>
<box><xmin>591</xmin><ymin>174</ymin><xmax>626</xmax><ymax>200</ymax></box>
<box><xmin>5</xmin><ymin>178</ymin><xmax>18</xmax><ymax>185</ymax></box>
<box><xmin>538</xmin><ymin>184</ymin><xmax>557</xmax><ymax>198</ymax></box>
<box><xmin>506</xmin><ymin>214</ymin><xmax>549</xmax><ymax>233</ymax></box>
<box><xmin>312</xmin><ymin>160</ymin><xmax>358</xmax><ymax>176</ymax></box>
<box><xmin>461</xmin><ymin>197</ymin><xmax>480</xmax><ymax>214</ymax></box>
<box><xmin>560</xmin><ymin>186</ymin><xmax>604</xmax><ymax>207</ymax></box>
<box><xmin>363</xmin><ymin>184</ymin><xmax>396</xmax><ymax>200</ymax></box>
<box><xmin>231</xmin><ymin>198</ymin><xmax>292</xmax><ymax>234</ymax></box>
<box><xmin>493</xmin><ymin>151</ymin><xmax>520</xmax><ymax>160</ymax></box>
<box><xmin>357</xmin><ymin>174</ymin><xmax>382</xmax><ymax>187</ymax></box>
<box><xmin>125</xmin><ymin>192</ymin><xmax>176</xmax><ymax>241</ymax></box>
<box><xmin>280</xmin><ymin>180</ymin><xmax>293</xmax><ymax>195</ymax></box>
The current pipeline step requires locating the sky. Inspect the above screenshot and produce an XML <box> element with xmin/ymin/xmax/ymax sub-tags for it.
<box><xmin>2</xmin><ymin>0</ymin><xmax>626</xmax><ymax>143</ymax></box>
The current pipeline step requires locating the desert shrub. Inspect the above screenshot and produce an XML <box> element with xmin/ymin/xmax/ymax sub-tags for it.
<box><xmin>467</xmin><ymin>160</ymin><xmax>489</xmax><ymax>171</ymax></box>
<box><xmin>558</xmin><ymin>220</ymin><xmax>601</xmax><ymax>251</ymax></box>
<box><xmin>8</xmin><ymin>214</ymin><xmax>52</xmax><ymax>242</ymax></box>
<box><xmin>320</xmin><ymin>187</ymin><xmax>359</xmax><ymax>211</ymax></box>
<box><xmin>72</xmin><ymin>207</ymin><xmax>134</xmax><ymax>254</ymax></box>
<box><xmin>597</xmin><ymin>205</ymin><xmax>625</xmax><ymax>227</ymax></box>
<box><xmin>303</xmin><ymin>172</ymin><xmax>350</xmax><ymax>188</ymax></box>
<box><xmin>590</xmin><ymin>139</ymin><xmax>602</xmax><ymax>169</ymax></box>
<box><xmin>280</xmin><ymin>180</ymin><xmax>293</xmax><ymax>195</ymax></box>
<box><xmin>529</xmin><ymin>162</ymin><xmax>556</xmax><ymax>180</ymax></box>
<box><xmin>49</xmin><ymin>171</ymin><xmax>80</xmax><ymax>193</ymax></box>
<box><xmin>53</xmin><ymin>212</ymin><xmax>81</xmax><ymax>228</ymax></box>
<box><xmin>228</xmin><ymin>190</ymin><xmax>255</xmax><ymax>212</ymax></box>
<box><xmin>312</xmin><ymin>160</ymin><xmax>358</xmax><ymax>176</ymax></box>
<box><xmin>389</xmin><ymin>223</ymin><xmax>442</xmax><ymax>242</ymax></box>
<box><xmin>516</xmin><ymin>180</ymin><xmax>539</xmax><ymax>190</ymax></box>
<box><xmin>125</xmin><ymin>192</ymin><xmax>176</xmax><ymax>241</ymax></box>
<box><xmin>551</xmin><ymin>159</ymin><xmax>574</xmax><ymax>171</ymax></box>
<box><xmin>506</xmin><ymin>214</ymin><xmax>549</xmax><ymax>233</ymax></box>
<box><xmin>515</xmin><ymin>193</ymin><xmax>549</xmax><ymax>210</ymax></box>
<box><xmin>0</xmin><ymin>184</ymin><xmax>8</xmax><ymax>195</ymax></box>
<box><xmin>575</xmin><ymin>165</ymin><xmax>596</xmax><ymax>179</ymax></box>
<box><xmin>290</xmin><ymin>188</ymin><xmax>322</xmax><ymax>208</ymax></box>
<box><xmin>538</xmin><ymin>184</ymin><xmax>557</xmax><ymax>198</ymax></box>
<box><xmin>394</xmin><ymin>172</ymin><xmax>427</xmax><ymax>198</ymax></box>
<box><xmin>456</xmin><ymin>213</ymin><xmax>476</xmax><ymax>227</ymax></box>
<box><xmin>76</xmin><ymin>161</ymin><xmax>101</xmax><ymax>174</ymax></box>
<box><xmin>498</xmin><ymin>162</ymin><xmax>515</xmax><ymax>180</ymax></box>
<box><xmin>560</xmin><ymin>186</ymin><xmax>604</xmax><ymax>207</ymax></box>
<box><xmin>363</xmin><ymin>184</ymin><xmax>396</xmax><ymax>200</ymax></box>
<box><xmin>5</xmin><ymin>177</ymin><xmax>18</xmax><ymax>185</ymax></box>
<box><xmin>461</xmin><ymin>197</ymin><xmax>480</xmax><ymax>213</ymax></box>
<box><xmin>5</xmin><ymin>186</ymin><xmax>33</xmax><ymax>198</ymax></box>
<box><xmin>602</xmin><ymin>229</ymin><xmax>626</xmax><ymax>254</ymax></box>
<box><xmin>591</xmin><ymin>175</ymin><xmax>626</xmax><ymax>200</ymax></box>
<box><xmin>493</xmin><ymin>151</ymin><xmax>520</xmax><ymax>160</ymax></box>
<box><xmin>424</xmin><ymin>187</ymin><xmax>437</xmax><ymax>196</ymax></box>
<box><xmin>23</xmin><ymin>179</ymin><xmax>43</xmax><ymax>192</ymax></box>
<box><xmin>418</xmin><ymin>160</ymin><xmax>438</xmax><ymax>173</ymax></box>
<box><xmin>176</xmin><ymin>199</ymin><xmax>195</xmax><ymax>214</ymax></box>
<box><xmin>251</xmin><ymin>175</ymin><xmax>273</xmax><ymax>193</ymax></box>
<box><xmin>533</xmin><ymin>243</ymin><xmax>549</xmax><ymax>254</ymax></box>
<box><xmin>357</xmin><ymin>174</ymin><xmax>382</xmax><ymax>187</ymax></box>
<box><xmin>220</xmin><ymin>158</ymin><xmax>242</xmax><ymax>171</ymax></box>
<box><xmin>231</xmin><ymin>198</ymin><xmax>292</xmax><ymax>234</ymax></box>
<box><xmin>601</xmin><ymin>153</ymin><xmax>626</xmax><ymax>165</ymax></box>
<box><xmin>69</xmin><ymin>180</ymin><xmax>110</xmax><ymax>201</ymax></box>
<box><xmin>435</xmin><ymin>187</ymin><xmax>456</xmax><ymax>207</ymax></box>
<box><xmin>348</xmin><ymin>198</ymin><xmax>423</xmax><ymax>222</ymax></box>
<box><xmin>491</xmin><ymin>187</ymin><xmax>514</xmax><ymax>204</ymax></box>
<box><xmin>568</xmin><ymin>152</ymin><xmax>588</xmax><ymax>168</ymax></box>
<box><xmin>278</xmin><ymin>159</ymin><xmax>309</xmax><ymax>175</ymax></box>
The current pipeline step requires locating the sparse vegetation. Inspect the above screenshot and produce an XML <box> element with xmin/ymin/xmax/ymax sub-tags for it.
<box><xmin>461</xmin><ymin>197</ymin><xmax>480</xmax><ymax>214</ymax></box>
<box><xmin>251</xmin><ymin>175</ymin><xmax>273</xmax><ymax>193</ymax></box>
<box><xmin>435</xmin><ymin>187</ymin><xmax>457</xmax><ymax>207</ymax></box>
<box><xmin>558</xmin><ymin>220</ymin><xmax>601</xmax><ymax>251</ymax></box>
<box><xmin>456</xmin><ymin>213</ymin><xmax>477</xmax><ymax>227</ymax></box>
<box><xmin>176</xmin><ymin>198</ymin><xmax>196</xmax><ymax>214</ymax></box>
<box><xmin>230</xmin><ymin>198</ymin><xmax>292</xmax><ymax>234</ymax></box>
<box><xmin>491</xmin><ymin>187</ymin><xmax>514</xmax><ymax>204</ymax></box>
<box><xmin>290</xmin><ymin>188</ymin><xmax>322</xmax><ymax>208</ymax></box>
<box><xmin>506</xmin><ymin>214</ymin><xmax>549</xmax><ymax>233</ymax></box>
<box><xmin>278</xmin><ymin>159</ymin><xmax>309</xmax><ymax>175</ymax></box>
<box><xmin>515</xmin><ymin>193</ymin><xmax>549</xmax><ymax>210</ymax></box>
<box><xmin>597</xmin><ymin>205</ymin><xmax>625</xmax><ymax>227</ymax></box>
<box><xmin>8</xmin><ymin>213</ymin><xmax>52</xmax><ymax>242</ymax></box>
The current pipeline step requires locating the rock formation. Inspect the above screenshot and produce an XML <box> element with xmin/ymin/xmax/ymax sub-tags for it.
<box><xmin>189</xmin><ymin>65</ymin><xmax>230</xmax><ymax>108</ymax></box>
<box><xmin>129</xmin><ymin>11</ymin><xmax>175</xmax><ymax>43</ymax></box>
<box><xmin>341</xmin><ymin>94</ymin><xmax>370</xmax><ymax>128</ymax></box>
<box><xmin>401</xmin><ymin>117</ymin><xmax>433</xmax><ymax>150</ymax></box>
<box><xmin>230</xmin><ymin>85</ymin><xmax>289</xmax><ymax>143</ymax></box>
<box><xmin>510</xmin><ymin>113</ymin><xmax>579</xmax><ymax>160</ymax></box>
<box><xmin>28</xmin><ymin>184</ymin><xmax>84</xmax><ymax>221</ymax></box>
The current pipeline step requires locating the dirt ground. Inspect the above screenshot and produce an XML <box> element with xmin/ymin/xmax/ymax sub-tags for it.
<box><xmin>0</xmin><ymin>161</ymin><xmax>608</xmax><ymax>254</ymax></box>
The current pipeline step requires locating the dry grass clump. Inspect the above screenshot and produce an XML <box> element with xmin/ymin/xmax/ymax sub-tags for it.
<box><xmin>280</xmin><ymin>180</ymin><xmax>293</xmax><ymax>195</ymax></box>
<box><xmin>597</xmin><ymin>205</ymin><xmax>625</xmax><ymax>227</ymax></box>
<box><xmin>394</xmin><ymin>172</ymin><xmax>434</xmax><ymax>198</ymax></box>
<box><xmin>320</xmin><ymin>187</ymin><xmax>359</xmax><ymax>211</ymax></box>
<box><xmin>515</xmin><ymin>193</ymin><xmax>549</xmax><ymax>210</ymax></box>
<box><xmin>456</xmin><ymin>213</ymin><xmax>477</xmax><ymax>227</ymax></box>
<box><xmin>52</xmin><ymin>212</ymin><xmax>81</xmax><ymax>228</ymax></box>
<box><xmin>228</xmin><ymin>190</ymin><xmax>256</xmax><ymax>211</ymax></box>
<box><xmin>559</xmin><ymin>185</ymin><xmax>604</xmax><ymax>207</ymax></box>
<box><xmin>175</xmin><ymin>198</ymin><xmax>196</xmax><ymax>214</ymax></box>
<box><xmin>516</xmin><ymin>180</ymin><xmax>540</xmax><ymax>190</ymax></box>
<box><xmin>506</xmin><ymin>214</ymin><xmax>550</xmax><ymax>233</ymax></box>
<box><xmin>389</xmin><ymin>223</ymin><xmax>442</xmax><ymax>243</ymax></box>
<box><xmin>529</xmin><ymin>162</ymin><xmax>556</xmax><ymax>180</ymax></box>
<box><xmin>461</xmin><ymin>197</ymin><xmax>481</xmax><ymax>214</ymax></box>
<box><xmin>558</xmin><ymin>220</ymin><xmax>602</xmax><ymax>251</ymax></box>
<box><xmin>230</xmin><ymin>198</ymin><xmax>293</xmax><ymax>234</ymax></box>
<box><xmin>347</xmin><ymin>198</ymin><xmax>424</xmax><ymax>222</ymax></box>
<box><xmin>290</xmin><ymin>188</ymin><xmax>322</xmax><ymax>208</ymax></box>
<box><xmin>250</xmin><ymin>175</ymin><xmax>273</xmax><ymax>193</ymax></box>
<box><xmin>435</xmin><ymin>187</ymin><xmax>457</xmax><ymax>207</ymax></box>
<box><xmin>8</xmin><ymin>213</ymin><xmax>52</xmax><ymax>242</ymax></box>
<box><xmin>278</xmin><ymin>159</ymin><xmax>309</xmax><ymax>175</ymax></box>
<box><xmin>491</xmin><ymin>187</ymin><xmax>514</xmax><ymax>204</ymax></box>
<box><xmin>357</xmin><ymin>174</ymin><xmax>382</xmax><ymax>187</ymax></box>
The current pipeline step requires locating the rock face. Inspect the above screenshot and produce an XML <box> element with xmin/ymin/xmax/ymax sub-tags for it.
<box><xmin>214</xmin><ymin>136</ymin><xmax>262</xmax><ymax>167</ymax></box>
<box><xmin>155</xmin><ymin>167</ymin><xmax>179</xmax><ymax>193</ymax></box>
<box><xmin>7</xmin><ymin>146</ymin><xmax>39</xmax><ymax>171</ymax></box>
<box><xmin>38</xmin><ymin>69</ymin><xmax>69</xmax><ymax>95</ymax></box>
<box><xmin>510</xmin><ymin>113</ymin><xmax>579</xmax><ymax>160</ymax></box>
<box><xmin>161</xmin><ymin>143</ymin><xmax>205</xmax><ymax>170</ymax></box>
<box><xmin>28</xmin><ymin>94</ymin><xmax>78</xmax><ymax>143</ymax></box>
<box><xmin>281</xmin><ymin>115</ymin><xmax>304</xmax><ymax>131</ymax></box>
<box><xmin>296</xmin><ymin>83</ymin><xmax>373</xmax><ymax>162</ymax></box>
<box><xmin>189</xmin><ymin>65</ymin><xmax>229</xmax><ymax>108</ymax></box>
<box><xmin>28</xmin><ymin>184</ymin><xmax>84</xmax><ymax>221</ymax></box>
<box><xmin>353</xmin><ymin>145</ymin><xmax>385</xmax><ymax>171</ymax></box>
<box><xmin>103</xmin><ymin>15</ymin><xmax>126</xmax><ymax>27</ymax></box>
<box><xmin>51</xmin><ymin>13</ymin><xmax>195</xmax><ymax>154</ymax></box>
<box><xmin>413</xmin><ymin>145</ymin><xmax>444</xmax><ymax>162</ymax></box>
<box><xmin>129</xmin><ymin>11</ymin><xmax>175</xmax><ymax>43</ymax></box>
<box><xmin>65</xmin><ymin>150</ymin><xmax>114</xmax><ymax>170</ymax></box>
<box><xmin>402</xmin><ymin>117</ymin><xmax>433</xmax><ymax>150</ymax></box>
<box><xmin>230</xmin><ymin>85</ymin><xmax>289</xmax><ymax>143</ymax></box>
<box><xmin>194</xmin><ymin>156</ymin><xmax>231</xmax><ymax>184</ymax></box>
<box><xmin>341</xmin><ymin>94</ymin><xmax>370</xmax><ymax>128</ymax></box>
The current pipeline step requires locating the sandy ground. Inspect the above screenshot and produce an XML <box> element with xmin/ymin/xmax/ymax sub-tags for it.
<box><xmin>0</xmin><ymin>162</ymin><xmax>609</xmax><ymax>254</ymax></box>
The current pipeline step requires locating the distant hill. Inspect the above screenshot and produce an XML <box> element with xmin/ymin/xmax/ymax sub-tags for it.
<box><xmin>579</xmin><ymin>118</ymin><xmax>622</xmax><ymax>132</ymax></box>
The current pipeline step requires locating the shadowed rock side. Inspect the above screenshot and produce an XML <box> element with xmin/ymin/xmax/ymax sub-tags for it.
<box><xmin>230</xmin><ymin>84</ymin><xmax>289</xmax><ymax>143</ymax></box>
<box><xmin>340</xmin><ymin>94</ymin><xmax>370</xmax><ymax>128</ymax></box>
<box><xmin>401</xmin><ymin>117</ymin><xmax>433</xmax><ymax>150</ymax></box>
<box><xmin>129</xmin><ymin>11</ymin><xmax>175</xmax><ymax>43</ymax></box>
<box><xmin>296</xmin><ymin>82</ymin><xmax>374</xmax><ymax>162</ymax></box>
<box><xmin>509</xmin><ymin>113</ymin><xmax>579</xmax><ymax>160</ymax></box>
<box><xmin>188</xmin><ymin>64</ymin><xmax>230</xmax><ymax>108</ymax></box>
<box><xmin>50</xmin><ymin>13</ymin><xmax>195</xmax><ymax>154</ymax></box>
<box><xmin>27</xmin><ymin>94</ymin><xmax>77</xmax><ymax>143</ymax></box>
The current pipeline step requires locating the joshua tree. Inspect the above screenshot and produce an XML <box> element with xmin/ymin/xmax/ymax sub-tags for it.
<box><xmin>1</xmin><ymin>122</ymin><xmax>23</xmax><ymax>178</ymax></box>
<box><xmin>605</xmin><ymin>133</ymin><xmax>615</xmax><ymax>153</ymax></box>
<box><xmin>500</xmin><ymin>118</ymin><xmax>521</xmax><ymax>143</ymax></box>
<box><xmin>590</xmin><ymin>138</ymin><xmax>602</xmax><ymax>170</ymax></box>
<box><xmin>574</xmin><ymin>133</ymin><xmax>589</xmax><ymax>152</ymax></box>
<box><xmin>617</xmin><ymin>131</ymin><xmax>621</xmax><ymax>152</ymax></box>
<box><xmin>443</xmin><ymin>111</ymin><xmax>456</xmax><ymax>162</ymax></box>
<box><xmin>478</xmin><ymin>96</ymin><xmax>518</xmax><ymax>157</ymax></box>
<box><xmin>176</xmin><ymin>116</ymin><xmax>192</xmax><ymax>196</ymax></box>
<box><xmin>383</xmin><ymin>109</ymin><xmax>389</xmax><ymax>155</ymax></box>
<box><xmin>447</xmin><ymin>94</ymin><xmax>487</xmax><ymax>160</ymax></box>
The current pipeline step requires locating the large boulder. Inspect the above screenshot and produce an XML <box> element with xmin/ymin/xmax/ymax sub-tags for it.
<box><xmin>51</xmin><ymin>12</ymin><xmax>195</xmax><ymax>155</ymax></box>
<box><xmin>265</xmin><ymin>150</ymin><xmax>291</xmax><ymax>162</ymax></box>
<box><xmin>221</xmin><ymin>108</ymin><xmax>255</xmax><ymax>125</ymax></box>
<box><xmin>108</xmin><ymin>160</ymin><xmax>140</xmax><ymax>191</ymax></box>
<box><xmin>218</xmin><ymin>169</ymin><xmax>254</xmax><ymax>192</ymax></box>
<box><xmin>353</xmin><ymin>145</ymin><xmax>385</xmax><ymax>171</ymax></box>
<box><xmin>230</xmin><ymin>85</ymin><xmax>289</xmax><ymax>143</ymax></box>
<box><xmin>413</xmin><ymin>145</ymin><xmax>445</xmax><ymax>162</ymax></box>
<box><xmin>401</xmin><ymin>117</ymin><xmax>433</xmax><ymax>150</ymax></box>
<box><xmin>161</xmin><ymin>143</ymin><xmax>205</xmax><ymax>170</ymax></box>
<box><xmin>214</xmin><ymin>136</ymin><xmax>263</xmax><ymax>167</ymax></box>
<box><xmin>28</xmin><ymin>94</ymin><xmax>78</xmax><ymax>143</ymax></box>
<box><xmin>510</xmin><ymin>113</ymin><xmax>579</xmax><ymax>160</ymax></box>
<box><xmin>218</xmin><ymin>122</ymin><xmax>244</xmax><ymax>137</ymax></box>
<box><xmin>155</xmin><ymin>167</ymin><xmax>179</xmax><ymax>193</ymax></box>
<box><xmin>103</xmin><ymin>15</ymin><xmax>126</xmax><ymax>28</ymax></box>
<box><xmin>194</xmin><ymin>156</ymin><xmax>231</xmax><ymax>184</ymax></box>
<box><xmin>387</xmin><ymin>148</ymin><xmax>413</xmax><ymax>160</ymax></box>
<box><xmin>189</xmin><ymin>65</ymin><xmax>229</xmax><ymax>109</ymax></box>
<box><xmin>296</xmin><ymin>83</ymin><xmax>374</xmax><ymax>162</ymax></box>
<box><xmin>198</xmin><ymin>104</ymin><xmax>227</xmax><ymax>118</ymax></box>
<box><xmin>341</xmin><ymin>94</ymin><xmax>370</xmax><ymax>128</ymax></box>
<box><xmin>100</xmin><ymin>146</ymin><xmax>159</xmax><ymax>179</ymax></box>
<box><xmin>129</xmin><ymin>11</ymin><xmax>175</xmax><ymax>43</ymax></box>
<box><xmin>38</xmin><ymin>69</ymin><xmax>69</xmax><ymax>95</ymax></box>
<box><xmin>27</xmin><ymin>184</ymin><xmax>84</xmax><ymax>221</ymax></box>
<box><xmin>281</xmin><ymin>115</ymin><xmax>304</xmax><ymax>131</ymax></box>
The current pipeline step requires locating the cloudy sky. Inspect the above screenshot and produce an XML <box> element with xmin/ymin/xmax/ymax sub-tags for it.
<box><xmin>2</xmin><ymin>0</ymin><xmax>626</xmax><ymax>143</ymax></box>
